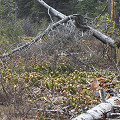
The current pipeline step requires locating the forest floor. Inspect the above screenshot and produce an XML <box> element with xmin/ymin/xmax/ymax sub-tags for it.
<box><xmin>0</xmin><ymin>58</ymin><xmax>120</xmax><ymax>120</ymax></box>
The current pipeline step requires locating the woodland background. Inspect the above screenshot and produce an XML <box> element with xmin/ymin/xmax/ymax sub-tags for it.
<box><xmin>0</xmin><ymin>0</ymin><xmax>120</xmax><ymax>120</ymax></box>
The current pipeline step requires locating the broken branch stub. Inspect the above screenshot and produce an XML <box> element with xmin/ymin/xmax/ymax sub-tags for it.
<box><xmin>0</xmin><ymin>0</ymin><xmax>116</xmax><ymax>58</ymax></box>
<box><xmin>37</xmin><ymin>0</ymin><xmax>116</xmax><ymax>48</ymax></box>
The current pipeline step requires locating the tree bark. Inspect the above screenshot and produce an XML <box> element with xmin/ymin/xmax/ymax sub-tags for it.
<box><xmin>0</xmin><ymin>0</ymin><xmax>117</xmax><ymax>58</ymax></box>
<box><xmin>72</xmin><ymin>96</ymin><xmax>120</xmax><ymax>120</ymax></box>
<box><xmin>36</xmin><ymin>0</ymin><xmax>66</xmax><ymax>19</ymax></box>
<box><xmin>37</xmin><ymin>0</ymin><xmax>116</xmax><ymax>48</ymax></box>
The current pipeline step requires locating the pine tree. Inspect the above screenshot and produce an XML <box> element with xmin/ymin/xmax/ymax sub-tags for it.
<box><xmin>75</xmin><ymin>0</ymin><xmax>106</xmax><ymax>18</ymax></box>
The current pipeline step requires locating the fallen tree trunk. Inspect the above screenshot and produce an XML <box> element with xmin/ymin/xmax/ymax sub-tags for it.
<box><xmin>89</xmin><ymin>26</ymin><xmax>115</xmax><ymax>48</ymax></box>
<box><xmin>0</xmin><ymin>0</ymin><xmax>116</xmax><ymax>58</ymax></box>
<box><xmin>37</xmin><ymin>0</ymin><xmax>66</xmax><ymax>19</ymax></box>
<box><xmin>37</xmin><ymin>0</ymin><xmax>116</xmax><ymax>48</ymax></box>
<box><xmin>72</xmin><ymin>96</ymin><xmax>120</xmax><ymax>120</ymax></box>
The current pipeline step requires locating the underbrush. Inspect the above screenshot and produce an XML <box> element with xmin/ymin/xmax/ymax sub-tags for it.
<box><xmin>0</xmin><ymin>29</ymin><xmax>119</xmax><ymax>119</ymax></box>
<box><xmin>0</xmin><ymin>57</ymin><xmax>119</xmax><ymax>120</ymax></box>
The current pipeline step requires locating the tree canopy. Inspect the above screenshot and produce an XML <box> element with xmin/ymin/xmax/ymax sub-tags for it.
<box><xmin>17</xmin><ymin>0</ymin><xmax>108</xmax><ymax>21</ymax></box>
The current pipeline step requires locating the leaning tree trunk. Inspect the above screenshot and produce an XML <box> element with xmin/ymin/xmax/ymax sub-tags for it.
<box><xmin>0</xmin><ymin>0</ymin><xmax>116</xmax><ymax>58</ymax></box>
<box><xmin>37</xmin><ymin>0</ymin><xmax>116</xmax><ymax>48</ymax></box>
<box><xmin>37</xmin><ymin>0</ymin><xmax>66</xmax><ymax>19</ymax></box>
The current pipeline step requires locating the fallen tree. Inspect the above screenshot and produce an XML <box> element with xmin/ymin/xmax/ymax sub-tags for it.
<box><xmin>0</xmin><ymin>1</ymin><xmax>120</xmax><ymax>120</ymax></box>
<box><xmin>0</xmin><ymin>15</ymin><xmax>75</xmax><ymax>58</ymax></box>
<box><xmin>29</xmin><ymin>1</ymin><xmax>120</xmax><ymax>120</ymax></box>
<box><xmin>36</xmin><ymin>0</ymin><xmax>116</xmax><ymax>48</ymax></box>
<box><xmin>0</xmin><ymin>0</ymin><xmax>116</xmax><ymax>59</ymax></box>
<box><xmin>72</xmin><ymin>96</ymin><xmax>120</xmax><ymax>120</ymax></box>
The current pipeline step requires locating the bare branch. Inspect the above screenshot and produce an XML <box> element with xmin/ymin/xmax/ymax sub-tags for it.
<box><xmin>0</xmin><ymin>15</ymin><xmax>75</xmax><ymax>58</ymax></box>
<box><xmin>93</xmin><ymin>4</ymin><xmax>108</xmax><ymax>24</ymax></box>
<box><xmin>0</xmin><ymin>0</ymin><xmax>116</xmax><ymax>58</ymax></box>
<box><xmin>36</xmin><ymin>0</ymin><xmax>116</xmax><ymax>48</ymax></box>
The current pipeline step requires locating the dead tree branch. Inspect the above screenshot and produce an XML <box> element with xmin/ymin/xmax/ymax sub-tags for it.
<box><xmin>0</xmin><ymin>0</ymin><xmax>116</xmax><ymax>58</ymax></box>
<box><xmin>93</xmin><ymin>4</ymin><xmax>108</xmax><ymax>24</ymax></box>
<box><xmin>0</xmin><ymin>15</ymin><xmax>75</xmax><ymax>58</ymax></box>
<box><xmin>36</xmin><ymin>0</ymin><xmax>66</xmax><ymax>19</ymax></box>
<box><xmin>37</xmin><ymin>0</ymin><xmax>116</xmax><ymax>48</ymax></box>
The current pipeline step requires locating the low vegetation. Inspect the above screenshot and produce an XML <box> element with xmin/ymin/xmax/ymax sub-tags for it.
<box><xmin>0</xmin><ymin>53</ymin><xmax>119</xmax><ymax>119</ymax></box>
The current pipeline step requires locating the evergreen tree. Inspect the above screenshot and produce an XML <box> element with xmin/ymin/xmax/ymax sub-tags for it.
<box><xmin>116</xmin><ymin>0</ymin><xmax>120</xmax><ymax>16</ymax></box>
<box><xmin>0</xmin><ymin>0</ymin><xmax>23</xmax><ymax>43</ymax></box>
<box><xmin>17</xmin><ymin>0</ymin><xmax>78</xmax><ymax>22</ymax></box>
<box><xmin>75</xmin><ymin>0</ymin><xmax>106</xmax><ymax>18</ymax></box>
<box><xmin>18</xmin><ymin>0</ymin><xmax>34</xmax><ymax>18</ymax></box>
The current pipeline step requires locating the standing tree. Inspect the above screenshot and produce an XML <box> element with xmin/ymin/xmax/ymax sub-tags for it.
<box><xmin>0</xmin><ymin>0</ymin><xmax>23</xmax><ymax>44</ymax></box>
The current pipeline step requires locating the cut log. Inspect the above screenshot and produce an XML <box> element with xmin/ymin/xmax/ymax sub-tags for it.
<box><xmin>72</xmin><ymin>96</ymin><xmax>120</xmax><ymax>120</ymax></box>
